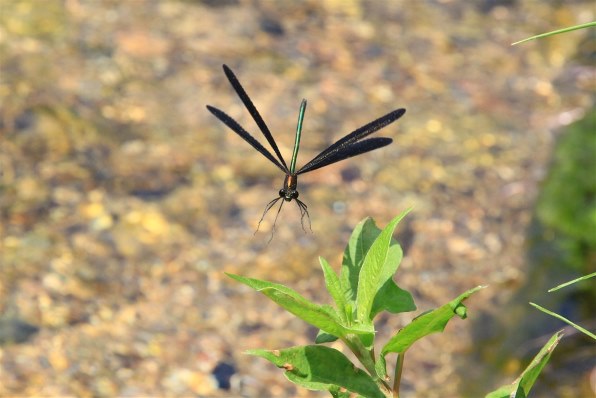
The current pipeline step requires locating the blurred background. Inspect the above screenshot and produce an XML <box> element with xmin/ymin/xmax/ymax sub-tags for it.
<box><xmin>0</xmin><ymin>0</ymin><xmax>594</xmax><ymax>397</ymax></box>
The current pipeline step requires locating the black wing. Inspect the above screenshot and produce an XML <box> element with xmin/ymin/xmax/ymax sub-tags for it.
<box><xmin>297</xmin><ymin>108</ymin><xmax>405</xmax><ymax>174</ymax></box>
<box><xmin>206</xmin><ymin>105</ymin><xmax>287</xmax><ymax>173</ymax></box>
<box><xmin>297</xmin><ymin>137</ymin><xmax>393</xmax><ymax>175</ymax></box>
<box><xmin>222</xmin><ymin>65</ymin><xmax>289</xmax><ymax>171</ymax></box>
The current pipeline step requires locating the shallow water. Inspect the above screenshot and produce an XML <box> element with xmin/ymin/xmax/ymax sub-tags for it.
<box><xmin>1</xmin><ymin>1</ymin><xmax>594</xmax><ymax>396</ymax></box>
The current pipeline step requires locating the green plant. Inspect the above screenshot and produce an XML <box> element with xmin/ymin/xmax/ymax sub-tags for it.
<box><xmin>536</xmin><ymin>109</ymin><xmax>596</xmax><ymax>271</ymax></box>
<box><xmin>485</xmin><ymin>331</ymin><xmax>563</xmax><ymax>398</ymax></box>
<box><xmin>228</xmin><ymin>212</ymin><xmax>564</xmax><ymax>397</ymax></box>
<box><xmin>229</xmin><ymin>210</ymin><xmax>486</xmax><ymax>397</ymax></box>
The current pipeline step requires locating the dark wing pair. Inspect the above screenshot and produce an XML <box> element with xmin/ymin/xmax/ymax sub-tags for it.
<box><xmin>206</xmin><ymin>64</ymin><xmax>406</xmax><ymax>176</ymax></box>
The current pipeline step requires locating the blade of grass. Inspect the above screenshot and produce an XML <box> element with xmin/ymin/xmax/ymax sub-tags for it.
<box><xmin>529</xmin><ymin>302</ymin><xmax>596</xmax><ymax>340</ymax></box>
<box><xmin>548</xmin><ymin>272</ymin><xmax>596</xmax><ymax>292</ymax></box>
<box><xmin>512</xmin><ymin>21</ymin><xmax>596</xmax><ymax>45</ymax></box>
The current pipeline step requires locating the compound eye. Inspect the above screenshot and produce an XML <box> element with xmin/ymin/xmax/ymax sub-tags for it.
<box><xmin>279</xmin><ymin>189</ymin><xmax>285</xmax><ymax>197</ymax></box>
<box><xmin>292</xmin><ymin>191</ymin><xmax>299</xmax><ymax>199</ymax></box>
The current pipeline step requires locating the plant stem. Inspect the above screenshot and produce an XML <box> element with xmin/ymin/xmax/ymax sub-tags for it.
<box><xmin>344</xmin><ymin>337</ymin><xmax>377</xmax><ymax>376</ymax></box>
<box><xmin>343</xmin><ymin>336</ymin><xmax>391</xmax><ymax>392</ymax></box>
<box><xmin>393</xmin><ymin>352</ymin><xmax>405</xmax><ymax>397</ymax></box>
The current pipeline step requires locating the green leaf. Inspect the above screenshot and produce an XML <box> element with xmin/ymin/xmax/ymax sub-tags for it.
<box><xmin>485</xmin><ymin>331</ymin><xmax>563</xmax><ymax>398</ymax></box>
<box><xmin>320</xmin><ymin>256</ymin><xmax>348</xmax><ymax>322</ymax></box>
<box><xmin>247</xmin><ymin>345</ymin><xmax>385</xmax><ymax>398</ymax></box>
<box><xmin>330</xmin><ymin>387</ymin><xmax>351</xmax><ymax>398</ymax></box>
<box><xmin>371</xmin><ymin>278</ymin><xmax>416</xmax><ymax>318</ymax></box>
<box><xmin>382</xmin><ymin>286</ymin><xmax>485</xmax><ymax>355</ymax></box>
<box><xmin>227</xmin><ymin>273</ymin><xmax>373</xmax><ymax>338</ymax></box>
<box><xmin>375</xmin><ymin>354</ymin><xmax>388</xmax><ymax>381</ymax></box>
<box><xmin>356</xmin><ymin>211</ymin><xmax>411</xmax><ymax>322</ymax></box>
<box><xmin>376</xmin><ymin>240</ymin><xmax>404</xmax><ymax>294</ymax></box>
<box><xmin>340</xmin><ymin>217</ymin><xmax>382</xmax><ymax>302</ymax></box>
<box><xmin>315</xmin><ymin>329</ymin><xmax>338</xmax><ymax>344</ymax></box>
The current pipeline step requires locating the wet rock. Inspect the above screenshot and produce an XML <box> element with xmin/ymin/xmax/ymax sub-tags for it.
<box><xmin>0</xmin><ymin>318</ymin><xmax>39</xmax><ymax>345</ymax></box>
<box><xmin>212</xmin><ymin>361</ymin><xmax>236</xmax><ymax>390</ymax></box>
